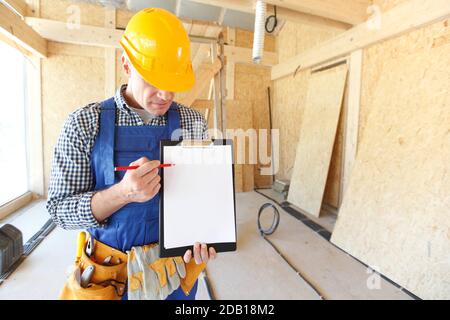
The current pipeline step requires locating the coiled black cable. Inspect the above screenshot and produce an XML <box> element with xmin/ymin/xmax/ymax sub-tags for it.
<box><xmin>265</xmin><ymin>6</ymin><xmax>278</xmax><ymax>34</ymax></box>
<box><xmin>257</xmin><ymin>203</ymin><xmax>326</xmax><ymax>300</ymax></box>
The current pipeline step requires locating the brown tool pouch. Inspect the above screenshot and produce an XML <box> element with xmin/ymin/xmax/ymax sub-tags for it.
<box><xmin>59</xmin><ymin>236</ymin><xmax>205</xmax><ymax>299</ymax></box>
<box><xmin>59</xmin><ymin>238</ymin><xmax>128</xmax><ymax>300</ymax></box>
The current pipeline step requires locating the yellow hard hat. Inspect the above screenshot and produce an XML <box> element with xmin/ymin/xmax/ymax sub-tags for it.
<box><xmin>120</xmin><ymin>8</ymin><xmax>195</xmax><ymax>92</ymax></box>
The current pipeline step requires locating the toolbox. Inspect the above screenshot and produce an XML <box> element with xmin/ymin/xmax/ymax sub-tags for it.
<box><xmin>0</xmin><ymin>224</ymin><xmax>23</xmax><ymax>275</ymax></box>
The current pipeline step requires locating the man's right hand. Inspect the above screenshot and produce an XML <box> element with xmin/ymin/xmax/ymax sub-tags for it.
<box><xmin>118</xmin><ymin>157</ymin><xmax>161</xmax><ymax>204</ymax></box>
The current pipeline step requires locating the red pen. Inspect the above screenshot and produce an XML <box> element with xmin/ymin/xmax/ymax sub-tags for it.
<box><xmin>114</xmin><ymin>164</ymin><xmax>175</xmax><ymax>171</ymax></box>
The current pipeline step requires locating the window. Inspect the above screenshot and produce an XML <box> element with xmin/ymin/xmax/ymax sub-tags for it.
<box><xmin>0</xmin><ymin>41</ymin><xmax>29</xmax><ymax>206</ymax></box>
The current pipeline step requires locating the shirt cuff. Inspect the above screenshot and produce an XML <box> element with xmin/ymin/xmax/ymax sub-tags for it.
<box><xmin>82</xmin><ymin>191</ymin><xmax>108</xmax><ymax>228</ymax></box>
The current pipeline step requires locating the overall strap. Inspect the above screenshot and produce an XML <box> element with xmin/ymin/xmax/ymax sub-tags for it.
<box><xmin>167</xmin><ymin>102</ymin><xmax>182</xmax><ymax>141</ymax></box>
<box><xmin>99</xmin><ymin>97</ymin><xmax>117</xmax><ymax>185</ymax></box>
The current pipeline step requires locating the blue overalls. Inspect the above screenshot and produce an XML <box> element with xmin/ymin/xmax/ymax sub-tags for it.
<box><xmin>88</xmin><ymin>97</ymin><xmax>198</xmax><ymax>300</ymax></box>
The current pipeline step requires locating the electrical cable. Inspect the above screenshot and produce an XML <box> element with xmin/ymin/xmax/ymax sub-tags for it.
<box><xmin>265</xmin><ymin>6</ymin><xmax>278</xmax><ymax>34</ymax></box>
<box><xmin>257</xmin><ymin>203</ymin><xmax>326</xmax><ymax>300</ymax></box>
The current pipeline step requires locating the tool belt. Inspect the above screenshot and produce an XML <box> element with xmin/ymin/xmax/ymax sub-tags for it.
<box><xmin>59</xmin><ymin>235</ymin><xmax>205</xmax><ymax>300</ymax></box>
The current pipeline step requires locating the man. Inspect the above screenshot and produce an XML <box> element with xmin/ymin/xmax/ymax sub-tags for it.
<box><xmin>47</xmin><ymin>8</ymin><xmax>216</xmax><ymax>300</ymax></box>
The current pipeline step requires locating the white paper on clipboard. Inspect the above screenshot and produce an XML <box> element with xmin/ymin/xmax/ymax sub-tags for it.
<box><xmin>162</xmin><ymin>144</ymin><xmax>236</xmax><ymax>249</ymax></box>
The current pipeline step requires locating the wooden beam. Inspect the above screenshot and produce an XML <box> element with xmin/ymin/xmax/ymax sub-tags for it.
<box><xmin>105</xmin><ymin>7</ymin><xmax>116</xmax><ymax>97</ymax></box>
<box><xmin>271</xmin><ymin>0</ymin><xmax>450</xmax><ymax>80</ymax></box>
<box><xmin>25</xmin><ymin>17</ymin><xmax>220</xmax><ymax>46</ymax></box>
<box><xmin>178</xmin><ymin>59</ymin><xmax>222</xmax><ymax>107</ymax></box>
<box><xmin>188</xmin><ymin>0</ymin><xmax>350</xmax><ymax>30</ymax></box>
<box><xmin>0</xmin><ymin>4</ymin><xmax>46</xmax><ymax>57</ymax></box>
<box><xmin>2</xmin><ymin>0</ymin><xmax>27</xmax><ymax>17</ymax></box>
<box><xmin>25</xmin><ymin>16</ymin><xmax>122</xmax><ymax>48</ymax></box>
<box><xmin>225</xmin><ymin>27</ymin><xmax>235</xmax><ymax>100</ymax></box>
<box><xmin>224</xmin><ymin>44</ymin><xmax>277</xmax><ymax>66</ymax></box>
<box><xmin>0</xmin><ymin>192</ymin><xmax>33</xmax><ymax>220</ymax></box>
<box><xmin>264</xmin><ymin>0</ymin><xmax>369</xmax><ymax>25</ymax></box>
<box><xmin>25</xmin><ymin>17</ymin><xmax>276</xmax><ymax>68</ymax></box>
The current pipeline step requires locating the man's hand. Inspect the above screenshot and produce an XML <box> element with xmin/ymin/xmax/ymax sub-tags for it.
<box><xmin>118</xmin><ymin>157</ymin><xmax>161</xmax><ymax>204</ymax></box>
<box><xmin>183</xmin><ymin>243</ymin><xmax>217</xmax><ymax>265</ymax></box>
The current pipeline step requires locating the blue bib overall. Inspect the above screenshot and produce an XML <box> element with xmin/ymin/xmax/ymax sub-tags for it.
<box><xmin>88</xmin><ymin>97</ymin><xmax>197</xmax><ymax>300</ymax></box>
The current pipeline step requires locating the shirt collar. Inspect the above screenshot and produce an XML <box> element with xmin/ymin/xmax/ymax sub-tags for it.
<box><xmin>113</xmin><ymin>84</ymin><xmax>167</xmax><ymax>122</ymax></box>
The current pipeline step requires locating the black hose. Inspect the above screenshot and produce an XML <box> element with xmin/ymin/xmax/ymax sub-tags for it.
<box><xmin>257</xmin><ymin>203</ymin><xmax>326</xmax><ymax>300</ymax></box>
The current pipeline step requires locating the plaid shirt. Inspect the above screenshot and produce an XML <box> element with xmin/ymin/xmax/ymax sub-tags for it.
<box><xmin>47</xmin><ymin>85</ymin><xmax>208</xmax><ymax>230</ymax></box>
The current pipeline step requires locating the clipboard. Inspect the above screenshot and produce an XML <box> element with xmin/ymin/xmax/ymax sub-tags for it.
<box><xmin>159</xmin><ymin>139</ymin><xmax>237</xmax><ymax>258</ymax></box>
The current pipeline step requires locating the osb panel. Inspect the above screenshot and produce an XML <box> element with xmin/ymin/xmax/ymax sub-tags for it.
<box><xmin>323</xmin><ymin>97</ymin><xmax>345</xmax><ymax>208</ymax></box>
<box><xmin>359</xmin><ymin>18</ymin><xmax>450</xmax><ymax>144</ymax></box>
<box><xmin>276</xmin><ymin>21</ymin><xmax>343</xmax><ymax>62</ymax></box>
<box><xmin>235</xmin><ymin>29</ymin><xmax>276</xmax><ymax>52</ymax></box>
<box><xmin>272</xmin><ymin>68</ymin><xmax>313</xmax><ymax>181</ymax></box>
<box><xmin>288</xmin><ymin>64</ymin><xmax>348</xmax><ymax>217</ymax></box>
<box><xmin>331</xmin><ymin>40</ymin><xmax>450</xmax><ymax>300</ymax></box>
<box><xmin>40</xmin><ymin>0</ymin><xmax>105</xmax><ymax>27</ymax></box>
<box><xmin>273</xmin><ymin>20</ymin><xmax>345</xmax><ymax>197</ymax></box>
<box><xmin>42</xmin><ymin>54</ymin><xmax>105</xmax><ymax>193</ymax></box>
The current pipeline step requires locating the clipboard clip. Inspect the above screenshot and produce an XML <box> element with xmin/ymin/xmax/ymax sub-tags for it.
<box><xmin>180</xmin><ymin>140</ymin><xmax>215</xmax><ymax>148</ymax></box>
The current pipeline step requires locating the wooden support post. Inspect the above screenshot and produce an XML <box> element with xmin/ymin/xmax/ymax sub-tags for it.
<box><xmin>225</xmin><ymin>27</ymin><xmax>235</xmax><ymax>100</ymax></box>
<box><xmin>0</xmin><ymin>3</ymin><xmax>47</xmax><ymax>57</ymax></box>
<box><xmin>104</xmin><ymin>7</ymin><xmax>116</xmax><ymax>98</ymax></box>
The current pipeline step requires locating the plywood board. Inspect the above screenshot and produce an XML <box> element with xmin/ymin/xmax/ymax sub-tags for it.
<box><xmin>271</xmin><ymin>20</ymin><xmax>344</xmax><ymax>185</ymax></box>
<box><xmin>287</xmin><ymin>64</ymin><xmax>348</xmax><ymax>217</ymax></box>
<box><xmin>323</xmin><ymin>99</ymin><xmax>345</xmax><ymax>208</ymax></box>
<box><xmin>331</xmin><ymin>22</ymin><xmax>450</xmax><ymax>300</ymax></box>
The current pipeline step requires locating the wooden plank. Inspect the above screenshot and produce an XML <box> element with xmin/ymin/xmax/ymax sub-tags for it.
<box><xmin>264</xmin><ymin>0</ymin><xmax>369</xmax><ymax>25</ymax></box>
<box><xmin>211</xmin><ymin>42</ymin><xmax>222</xmax><ymax>134</ymax></box>
<box><xmin>25</xmin><ymin>16</ymin><xmax>122</xmax><ymax>48</ymax></box>
<box><xmin>2</xmin><ymin>0</ymin><xmax>27</xmax><ymax>17</ymax></box>
<box><xmin>287</xmin><ymin>64</ymin><xmax>348</xmax><ymax>217</ymax></box>
<box><xmin>178</xmin><ymin>59</ymin><xmax>222</xmax><ymax>107</ymax></box>
<box><xmin>271</xmin><ymin>0</ymin><xmax>450</xmax><ymax>80</ymax></box>
<box><xmin>0</xmin><ymin>192</ymin><xmax>33</xmax><ymax>220</ymax></box>
<box><xmin>331</xmin><ymin>41</ymin><xmax>450</xmax><ymax>300</ymax></box>
<box><xmin>226</xmin><ymin>27</ymin><xmax>235</xmax><ymax>100</ymax></box>
<box><xmin>25</xmin><ymin>17</ymin><xmax>219</xmax><ymax>48</ymax></box>
<box><xmin>342</xmin><ymin>50</ymin><xmax>362</xmax><ymax>197</ymax></box>
<box><xmin>104</xmin><ymin>7</ymin><xmax>116</xmax><ymax>97</ymax></box>
<box><xmin>188</xmin><ymin>0</ymin><xmax>350</xmax><ymax>30</ymax></box>
<box><xmin>224</xmin><ymin>45</ymin><xmax>277</xmax><ymax>67</ymax></box>
<box><xmin>0</xmin><ymin>4</ymin><xmax>46</xmax><ymax>57</ymax></box>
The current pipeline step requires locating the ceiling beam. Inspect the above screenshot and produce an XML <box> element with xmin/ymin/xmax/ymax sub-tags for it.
<box><xmin>271</xmin><ymin>0</ymin><xmax>450</xmax><ymax>80</ymax></box>
<box><xmin>0</xmin><ymin>4</ymin><xmax>47</xmax><ymax>57</ymax></box>
<box><xmin>264</xmin><ymin>0</ymin><xmax>370</xmax><ymax>25</ymax></box>
<box><xmin>188</xmin><ymin>0</ymin><xmax>350</xmax><ymax>30</ymax></box>
<box><xmin>1</xmin><ymin>0</ymin><xmax>27</xmax><ymax>17</ymax></box>
<box><xmin>24</xmin><ymin>17</ymin><xmax>277</xmax><ymax>67</ymax></box>
<box><xmin>178</xmin><ymin>59</ymin><xmax>222</xmax><ymax>107</ymax></box>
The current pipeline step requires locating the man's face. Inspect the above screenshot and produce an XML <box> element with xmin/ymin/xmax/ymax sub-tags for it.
<box><xmin>122</xmin><ymin>55</ymin><xmax>175</xmax><ymax>116</ymax></box>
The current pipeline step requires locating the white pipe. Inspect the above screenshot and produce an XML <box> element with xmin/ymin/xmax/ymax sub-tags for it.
<box><xmin>252</xmin><ymin>0</ymin><xmax>266</xmax><ymax>64</ymax></box>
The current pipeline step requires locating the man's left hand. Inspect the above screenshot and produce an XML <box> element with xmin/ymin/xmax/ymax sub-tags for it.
<box><xmin>183</xmin><ymin>242</ymin><xmax>217</xmax><ymax>265</ymax></box>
